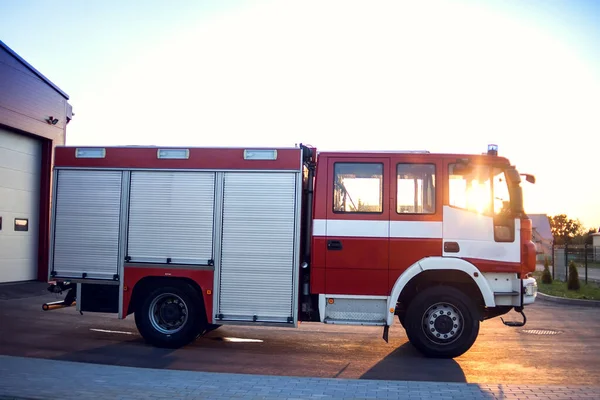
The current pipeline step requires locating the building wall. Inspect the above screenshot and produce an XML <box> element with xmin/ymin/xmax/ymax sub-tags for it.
<box><xmin>533</xmin><ymin>228</ymin><xmax>552</xmax><ymax>263</ymax></box>
<box><xmin>0</xmin><ymin>41</ymin><xmax>71</xmax><ymax>281</ymax></box>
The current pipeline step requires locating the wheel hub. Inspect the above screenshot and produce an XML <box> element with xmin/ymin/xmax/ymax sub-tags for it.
<box><xmin>160</xmin><ymin>302</ymin><xmax>184</xmax><ymax>324</ymax></box>
<box><xmin>149</xmin><ymin>293</ymin><xmax>189</xmax><ymax>335</ymax></box>
<box><xmin>434</xmin><ymin>315</ymin><xmax>453</xmax><ymax>334</ymax></box>
<box><xmin>423</xmin><ymin>302</ymin><xmax>463</xmax><ymax>344</ymax></box>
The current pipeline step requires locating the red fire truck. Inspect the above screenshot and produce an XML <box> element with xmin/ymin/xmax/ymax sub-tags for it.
<box><xmin>44</xmin><ymin>143</ymin><xmax>538</xmax><ymax>358</ymax></box>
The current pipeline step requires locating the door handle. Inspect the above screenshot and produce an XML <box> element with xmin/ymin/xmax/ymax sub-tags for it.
<box><xmin>327</xmin><ymin>240</ymin><xmax>343</xmax><ymax>251</ymax></box>
<box><xmin>444</xmin><ymin>241</ymin><xmax>460</xmax><ymax>253</ymax></box>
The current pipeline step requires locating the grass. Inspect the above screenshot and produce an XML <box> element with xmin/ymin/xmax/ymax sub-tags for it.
<box><xmin>532</xmin><ymin>271</ymin><xmax>600</xmax><ymax>301</ymax></box>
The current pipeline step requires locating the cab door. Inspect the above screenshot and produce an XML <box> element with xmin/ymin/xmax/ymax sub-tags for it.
<box><xmin>324</xmin><ymin>157</ymin><xmax>390</xmax><ymax>295</ymax></box>
<box><xmin>442</xmin><ymin>161</ymin><xmax>521</xmax><ymax>269</ymax></box>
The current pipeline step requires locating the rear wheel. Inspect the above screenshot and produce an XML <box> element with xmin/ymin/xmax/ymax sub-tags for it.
<box><xmin>404</xmin><ymin>286</ymin><xmax>480</xmax><ymax>358</ymax></box>
<box><xmin>135</xmin><ymin>283</ymin><xmax>206</xmax><ymax>348</ymax></box>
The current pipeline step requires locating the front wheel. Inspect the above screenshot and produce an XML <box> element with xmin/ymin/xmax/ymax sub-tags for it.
<box><xmin>404</xmin><ymin>286</ymin><xmax>480</xmax><ymax>358</ymax></box>
<box><xmin>135</xmin><ymin>283</ymin><xmax>206</xmax><ymax>348</ymax></box>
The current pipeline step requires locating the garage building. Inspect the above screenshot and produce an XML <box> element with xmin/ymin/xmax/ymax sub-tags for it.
<box><xmin>0</xmin><ymin>40</ymin><xmax>72</xmax><ymax>283</ymax></box>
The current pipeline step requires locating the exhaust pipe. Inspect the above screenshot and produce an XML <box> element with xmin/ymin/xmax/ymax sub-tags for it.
<box><xmin>42</xmin><ymin>300</ymin><xmax>76</xmax><ymax>311</ymax></box>
<box><xmin>43</xmin><ymin>281</ymin><xmax>77</xmax><ymax>311</ymax></box>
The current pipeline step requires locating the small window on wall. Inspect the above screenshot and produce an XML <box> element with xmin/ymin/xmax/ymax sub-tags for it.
<box><xmin>397</xmin><ymin>164</ymin><xmax>436</xmax><ymax>214</ymax></box>
<box><xmin>333</xmin><ymin>163</ymin><xmax>383</xmax><ymax>213</ymax></box>
<box><xmin>14</xmin><ymin>218</ymin><xmax>28</xmax><ymax>232</ymax></box>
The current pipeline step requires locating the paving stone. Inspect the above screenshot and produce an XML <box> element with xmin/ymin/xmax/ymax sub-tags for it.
<box><xmin>0</xmin><ymin>355</ymin><xmax>599</xmax><ymax>399</ymax></box>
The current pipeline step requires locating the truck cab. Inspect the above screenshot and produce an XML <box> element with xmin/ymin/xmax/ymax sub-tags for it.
<box><xmin>306</xmin><ymin>145</ymin><xmax>537</xmax><ymax>357</ymax></box>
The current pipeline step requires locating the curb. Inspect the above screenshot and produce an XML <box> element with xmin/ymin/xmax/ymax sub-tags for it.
<box><xmin>536</xmin><ymin>292</ymin><xmax>600</xmax><ymax>307</ymax></box>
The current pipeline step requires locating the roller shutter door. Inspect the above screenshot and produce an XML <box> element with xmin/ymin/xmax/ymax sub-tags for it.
<box><xmin>217</xmin><ymin>172</ymin><xmax>298</xmax><ymax>323</ymax></box>
<box><xmin>50</xmin><ymin>170</ymin><xmax>123</xmax><ymax>280</ymax></box>
<box><xmin>127</xmin><ymin>171</ymin><xmax>216</xmax><ymax>265</ymax></box>
<box><xmin>0</xmin><ymin>128</ymin><xmax>41</xmax><ymax>283</ymax></box>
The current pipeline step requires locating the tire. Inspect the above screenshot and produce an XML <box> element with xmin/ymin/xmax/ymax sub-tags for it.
<box><xmin>135</xmin><ymin>283</ymin><xmax>206</xmax><ymax>349</ymax></box>
<box><xmin>397</xmin><ymin>313</ymin><xmax>406</xmax><ymax>328</ymax></box>
<box><xmin>404</xmin><ymin>285</ymin><xmax>480</xmax><ymax>359</ymax></box>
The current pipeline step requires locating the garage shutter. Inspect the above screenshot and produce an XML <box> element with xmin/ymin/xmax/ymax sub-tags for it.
<box><xmin>127</xmin><ymin>171</ymin><xmax>215</xmax><ymax>265</ymax></box>
<box><xmin>51</xmin><ymin>170</ymin><xmax>122</xmax><ymax>280</ymax></box>
<box><xmin>217</xmin><ymin>172</ymin><xmax>298</xmax><ymax>323</ymax></box>
<box><xmin>0</xmin><ymin>128</ymin><xmax>41</xmax><ymax>283</ymax></box>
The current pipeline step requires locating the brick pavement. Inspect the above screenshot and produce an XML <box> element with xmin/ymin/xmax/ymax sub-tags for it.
<box><xmin>0</xmin><ymin>355</ymin><xmax>598</xmax><ymax>399</ymax></box>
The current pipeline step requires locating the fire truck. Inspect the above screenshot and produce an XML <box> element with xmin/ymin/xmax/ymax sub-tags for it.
<box><xmin>44</xmin><ymin>143</ymin><xmax>538</xmax><ymax>358</ymax></box>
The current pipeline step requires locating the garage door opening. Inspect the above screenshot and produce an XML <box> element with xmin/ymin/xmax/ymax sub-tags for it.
<box><xmin>0</xmin><ymin>128</ymin><xmax>42</xmax><ymax>283</ymax></box>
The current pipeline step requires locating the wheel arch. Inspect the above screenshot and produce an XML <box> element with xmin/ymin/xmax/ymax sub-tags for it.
<box><xmin>386</xmin><ymin>257</ymin><xmax>495</xmax><ymax>325</ymax></box>
<box><xmin>127</xmin><ymin>276</ymin><xmax>208</xmax><ymax>324</ymax></box>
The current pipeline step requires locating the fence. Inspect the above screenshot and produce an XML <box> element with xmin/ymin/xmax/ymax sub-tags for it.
<box><xmin>552</xmin><ymin>244</ymin><xmax>600</xmax><ymax>283</ymax></box>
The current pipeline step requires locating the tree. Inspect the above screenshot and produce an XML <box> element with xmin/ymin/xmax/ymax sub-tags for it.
<box><xmin>567</xmin><ymin>260</ymin><xmax>580</xmax><ymax>290</ymax></box>
<box><xmin>548</xmin><ymin>214</ymin><xmax>585</xmax><ymax>245</ymax></box>
<box><xmin>541</xmin><ymin>256</ymin><xmax>552</xmax><ymax>284</ymax></box>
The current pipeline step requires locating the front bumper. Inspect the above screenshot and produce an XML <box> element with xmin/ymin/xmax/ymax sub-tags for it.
<box><xmin>522</xmin><ymin>276</ymin><xmax>538</xmax><ymax>305</ymax></box>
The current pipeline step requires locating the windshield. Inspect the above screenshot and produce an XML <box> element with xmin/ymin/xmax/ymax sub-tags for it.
<box><xmin>448</xmin><ymin>163</ymin><xmax>512</xmax><ymax>216</ymax></box>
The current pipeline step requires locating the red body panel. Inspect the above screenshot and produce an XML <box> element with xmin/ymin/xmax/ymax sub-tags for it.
<box><xmin>325</xmin><ymin>237</ymin><xmax>388</xmax><ymax>270</ymax></box>
<box><xmin>324</xmin><ymin>237</ymin><xmax>389</xmax><ymax>295</ymax></box>
<box><xmin>123</xmin><ymin>266</ymin><xmax>215</xmax><ymax>323</ymax></box>
<box><xmin>54</xmin><ymin>146</ymin><xmax>302</xmax><ymax>171</ymax></box>
<box><xmin>389</xmin><ymin>238</ymin><xmax>443</xmax><ymax>291</ymax></box>
<box><xmin>310</xmin><ymin>239</ymin><xmax>327</xmax><ymax>293</ymax></box>
<box><xmin>520</xmin><ymin>217</ymin><xmax>536</xmax><ymax>275</ymax></box>
<box><xmin>310</xmin><ymin>267</ymin><xmax>326</xmax><ymax>294</ymax></box>
<box><xmin>326</xmin><ymin>268</ymin><xmax>389</xmax><ymax>295</ymax></box>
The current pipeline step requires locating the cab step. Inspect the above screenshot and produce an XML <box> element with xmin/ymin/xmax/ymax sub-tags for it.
<box><xmin>501</xmin><ymin>307</ymin><xmax>527</xmax><ymax>327</ymax></box>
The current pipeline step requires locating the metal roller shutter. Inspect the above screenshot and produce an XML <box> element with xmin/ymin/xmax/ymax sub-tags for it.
<box><xmin>218</xmin><ymin>172</ymin><xmax>298</xmax><ymax>323</ymax></box>
<box><xmin>51</xmin><ymin>170</ymin><xmax>122</xmax><ymax>280</ymax></box>
<box><xmin>127</xmin><ymin>171</ymin><xmax>215</xmax><ymax>265</ymax></box>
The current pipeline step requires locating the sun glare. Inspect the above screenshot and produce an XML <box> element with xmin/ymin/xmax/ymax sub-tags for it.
<box><xmin>341</xmin><ymin>178</ymin><xmax>381</xmax><ymax>211</ymax></box>
<box><xmin>449</xmin><ymin>175</ymin><xmax>492</xmax><ymax>215</ymax></box>
<box><xmin>466</xmin><ymin>181</ymin><xmax>491</xmax><ymax>215</ymax></box>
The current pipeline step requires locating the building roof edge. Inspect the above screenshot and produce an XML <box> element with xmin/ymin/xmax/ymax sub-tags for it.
<box><xmin>0</xmin><ymin>40</ymin><xmax>69</xmax><ymax>100</ymax></box>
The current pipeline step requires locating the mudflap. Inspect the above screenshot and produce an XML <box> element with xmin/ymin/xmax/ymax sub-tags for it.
<box><xmin>382</xmin><ymin>325</ymin><xmax>390</xmax><ymax>343</ymax></box>
<box><xmin>501</xmin><ymin>306</ymin><xmax>527</xmax><ymax>327</ymax></box>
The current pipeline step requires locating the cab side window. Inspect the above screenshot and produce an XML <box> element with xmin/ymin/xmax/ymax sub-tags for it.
<box><xmin>333</xmin><ymin>163</ymin><xmax>383</xmax><ymax>213</ymax></box>
<box><xmin>396</xmin><ymin>163</ymin><xmax>436</xmax><ymax>214</ymax></box>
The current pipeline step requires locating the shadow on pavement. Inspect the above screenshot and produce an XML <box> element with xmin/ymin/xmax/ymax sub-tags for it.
<box><xmin>360</xmin><ymin>342</ymin><xmax>467</xmax><ymax>382</ymax></box>
<box><xmin>0</xmin><ymin>281</ymin><xmax>50</xmax><ymax>300</ymax></box>
<box><xmin>51</xmin><ymin>339</ymin><xmax>178</xmax><ymax>370</ymax></box>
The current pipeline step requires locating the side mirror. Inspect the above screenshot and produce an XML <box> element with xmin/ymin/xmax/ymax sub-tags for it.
<box><xmin>522</xmin><ymin>174</ymin><xmax>536</xmax><ymax>184</ymax></box>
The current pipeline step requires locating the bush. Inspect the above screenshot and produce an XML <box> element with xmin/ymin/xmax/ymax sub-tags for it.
<box><xmin>541</xmin><ymin>257</ymin><xmax>552</xmax><ymax>284</ymax></box>
<box><xmin>567</xmin><ymin>260</ymin><xmax>580</xmax><ymax>290</ymax></box>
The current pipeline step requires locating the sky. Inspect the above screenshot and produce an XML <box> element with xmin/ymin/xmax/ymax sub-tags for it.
<box><xmin>1</xmin><ymin>0</ymin><xmax>599</xmax><ymax>230</ymax></box>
